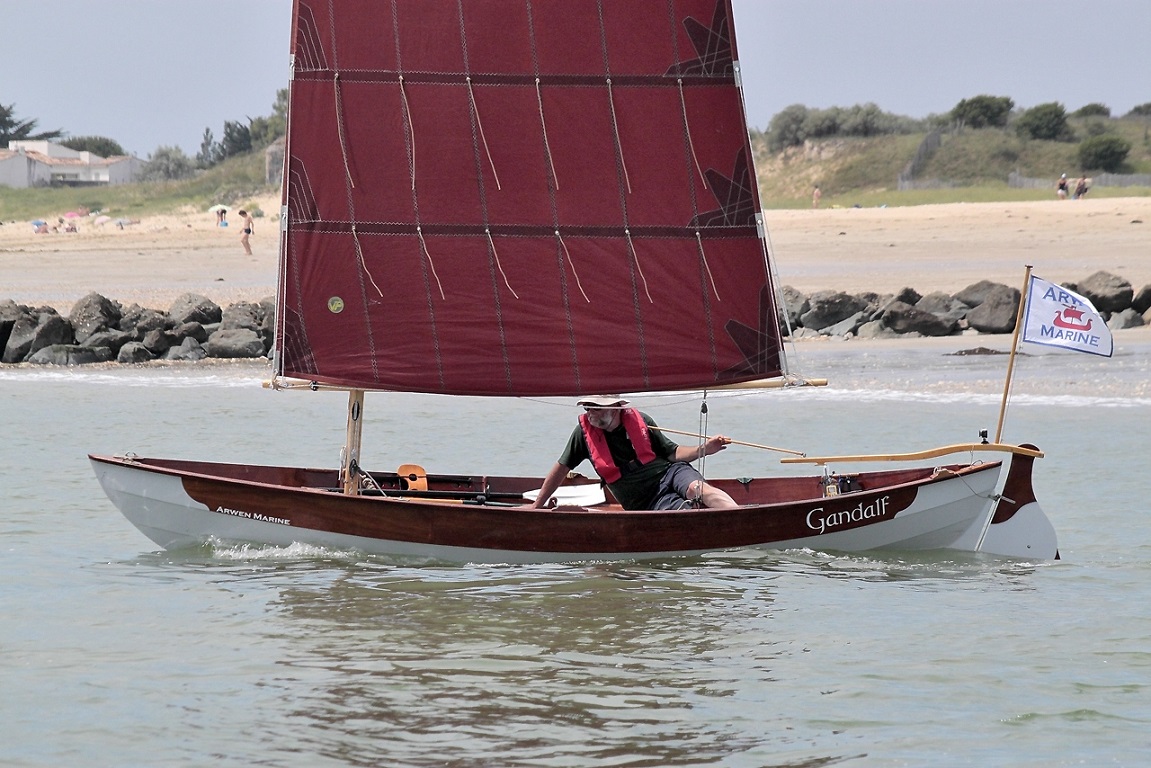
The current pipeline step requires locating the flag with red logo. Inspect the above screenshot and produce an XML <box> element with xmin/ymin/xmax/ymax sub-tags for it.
<box><xmin>1021</xmin><ymin>275</ymin><xmax>1113</xmax><ymax>357</ymax></box>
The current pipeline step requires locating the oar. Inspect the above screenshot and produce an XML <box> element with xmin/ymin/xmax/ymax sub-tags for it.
<box><xmin>649</xmin><ymin>426</ymin><xmax>806</xmax><ymax>457</ymax></box>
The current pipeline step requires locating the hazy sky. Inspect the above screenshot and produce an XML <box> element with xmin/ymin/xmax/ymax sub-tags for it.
<box><xmin>3</xmin><ymin>0</ymin><xmax>1148</xmax><ymax>158</ymax></box>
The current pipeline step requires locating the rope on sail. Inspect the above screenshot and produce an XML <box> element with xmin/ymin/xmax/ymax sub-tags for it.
<box><xmin>694</xmin><ymin>231</ymin><xmax>721</xmax><ymax>301</ymax></box>
<box><xmin>624</xmin><ymin>229</ymin><xmax>653</xmax><ymax>303</ymax></box>
<box><xmin>416</xmin><ymin>226</ymin><xmax>446</xmax><ymax>300</ymax></box>
<box><xmin>467</xmin><ymin>77</ymin><xmax>501</xmax><ymax>190</ymax></box>
<box><xmin>485</xmin><ymin>230</ymin><xmax>519</xmax><ymax>299</ymax></box>
<box><xmin>677</xmin><ymin>78</ymin><xmax>707</xmax><ymax>188</ymax></box>
<box><xmin>399</xmin><ymin>75</ymin><xmax>417</xmax><ymax>191</ymax></box>
<box><xmin>534</xmin><ymin>78</ymin><xmax>560</xmax><ymax>190</ymax></box>
<box><xmin>605</xmin><ymin>78</ymin><xmax>632</xmax><ymax>194</ymax></box>
<box><xmin>556</xmin><ymin>231</ymin><xmax>591</xmax><ymax>303</ymax></box>
<box><xmin>332</xmin><ymin>73</ymin><xmax>355</xmax><ymax>191</ymax></box>
<box><xmin>333</xmin><ymin>72</ymin><xmax>383</xmax><ymax>298</ymax></box>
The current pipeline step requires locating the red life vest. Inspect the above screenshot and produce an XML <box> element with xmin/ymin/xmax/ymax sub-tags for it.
<box><xmin>579</xmin><ymin>408</ymin><xmax>658</xmax><ymax>483</ymax></box>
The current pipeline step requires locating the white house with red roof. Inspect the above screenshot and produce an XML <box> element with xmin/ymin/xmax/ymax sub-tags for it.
<box><xmin>0</xmin><ymin>140</ymin><xmax>143</xmax><ymax>188</ymax></box>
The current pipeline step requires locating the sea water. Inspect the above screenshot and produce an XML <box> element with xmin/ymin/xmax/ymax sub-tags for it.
<box><xmin>2</xmin><ymin>337</ymin><xmax>1150</xmax><ymax>767</ymax></box>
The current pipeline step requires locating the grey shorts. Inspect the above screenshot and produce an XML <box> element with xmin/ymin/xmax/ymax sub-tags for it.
<box><xmin>650</xmin><ymin>462</ymin><xmax>706</xmax><ymax>510</ymax></box>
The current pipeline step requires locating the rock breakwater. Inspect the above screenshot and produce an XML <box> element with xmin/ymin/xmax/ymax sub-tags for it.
<box><xmin>1</xmin><ymin>270</ymin><xmax>1148</xmax><ymax>366</ymax></box>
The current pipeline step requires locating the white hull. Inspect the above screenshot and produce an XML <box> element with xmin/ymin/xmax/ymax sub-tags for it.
<box><xmin>91</xmin><ymin>453</ymin><xmax>1058</xmax><ymax>563</ymax></box>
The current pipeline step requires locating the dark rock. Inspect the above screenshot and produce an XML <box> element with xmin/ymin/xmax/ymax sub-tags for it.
<box><xmin>1133</xmin><ymin>285</ymin><xmax>1151</xmax><ymax>314</ymax></box>
<box><xmin>955</xmin><ymin>280</ymin><xmax>1006</xmax><ymax>308</ymax></box>
<box><xmin>881</xmin><ymin>301</ymin><xmax>958</xmax><ymax>336</ymax></box>
<box><xmin>916</xmin><ymin>291</ymin><xmax>972</xmax><ymax>324</ymax></box>
<box><xmin>123</xmin><ymin>308</ymin><xmax>170</xmax><ymax>338</ymax></box>
<box><xmin>948</xmin><ymin>347</ymin><xmax>1009</xmax><ymax>356</ymax></box>
<box><xmin>27</xmin><ymin>344</ymin><xmax>113</xmax><ymax>365</ymax></box>
<box><xmin>1107</xmin><ymin>308</ymin><xmax>1144</xmax><ymax>330</ymax></box>
<box><xmin>117</xmin><ymin>342</ymin><xmax>154</xmax><ymax>364</ymax></box>
<box><xmin>169</xmin><ymin>293</ymin><xmax>222</xmax><ymax>326</ymax></box>
<box><xmin>165</xmin><ymin>337</ymin><xmax>208</xmax><ymax>361</ymax></box>
<box><xmin>777</xmin><ymin>285</ymin><xmax>809</xmax><ymax>332</ymax></box>
<box><xmin>258</xmin><ymin>297</ymin><xmax>276</xmax><ymax>348</ymax></box>
<box><xmin>68</xmin><ymin>292</ymin><xmax>122</xmax><ymax>343</ymax></box>
<box><xmin>81</xmin><ymin>329</ymin><xmax>134</xmax><ymax>356</ymax></box>
<box><xmin>799</xmin><ymin>291</ymin><xmax>867</xmax><ymax>330</ymax></box>
<box><xmin>821</xmin><ymin>310</ymin><xmax>867</xmax><ymax>337</ymax></box>
<box><xmin>892</xmin><ymin>286</ymin><xmax>921</xmax><ymax>305</ymax></box>
<box><xmin>965</xmin><ymin>285</ymin><xmax>1020</xmax><ymax>334</ymax></box>
<box><xmin>205</xmin><ymin>328</ymin><xmax>266</xmax><ymax>358</ymax></box>
<box><xmin>0</xmin><ymin>299</ymin><xmax>27</xmax><ymax>352</ymax></box>
<box><xmin>141</xmin><ymin>328</ymin><xmax>175</xmax><ymax>356</ymax></box>
<box><xmin>1078</xmin><ymin>271</ymin><xmax>1133</xmax><ymax>313</ymax></box>
<box><xmin>172</xmin><ymin>321</ymin><xmax>208</xmax><ymax>343</ymax></box>
<box><xmin>855</xmin><ymin>320</ymin><xmax>901</xmax><ymax>339</ymax></box>
<box><xmin>2</xmin><ymin>311</ymin><xmax>73</xmax><ymax>363</ymax></box>
<box><xmin>220</xmin><ymin>301</ymin><xmax>262</xmax><ymax>331</ymax></box>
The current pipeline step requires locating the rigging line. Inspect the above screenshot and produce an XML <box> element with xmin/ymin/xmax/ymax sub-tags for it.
<box><xmin>467</xmin><ymin>77</ymin><xmax>501</xmax><ymax>190</ymax></box>
<box><xmin>399</xmin><ymin>74</ymin><xmax>417</xmax><ymax>191</ymax></box>
<box><xmin>332</xmin><ymin>72</ymin><xmax>355</xmax><ymax>190</ymax></box>
<box><xmin>352</xmin><ymin>225</ymin><xmax>384</xmax><ymax>297</ymax></box>
<box><xmin>695</xmin><ymin>394</ymin><xmax>709</xmax><ymax>484</ymax></box>
<box><xmin>677</xmin><ymin>78</ymin><xmax>707</xmax><ymax>188</ymax></box>
<box><xmin>485</xmin><ymin>230</ymin><xmax>519</xmax><ymax>299</ymax></box>
<box><xmin>416</xmin><ymin>226</ymin><xmax>446</xmax><ymax>300</ymax></box>
<box><xmin>534</xmin><ymin>78</ymin><xmax>559</xmax><ymax>190</ymax></box>
<box><xmin>624</xmin><ymin>229</ymin><xmax>653</xmax><ymax>303</ymax></box>
<box><xmin>605</xmin><ymin>78</ymin><xmax>632</xmax><ymax>194</ymax></box>
<box><xmin>556</xmin><ymin>232</ymin><xmax>591</xmax><ymax>303</ymax></box>
<box><xmin>694</xmin><ymin>231</ymin><xmax>721</xmax><ymax>301</ymax></box>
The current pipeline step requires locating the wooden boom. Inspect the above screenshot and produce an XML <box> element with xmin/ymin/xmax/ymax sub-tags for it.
<box><xmin>780</xmin><ymin>442</ymin><xmax>1044</xmax><ymax>465</ymax></box>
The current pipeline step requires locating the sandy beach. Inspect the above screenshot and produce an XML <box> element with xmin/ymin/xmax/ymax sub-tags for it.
<box><xmin>2</xmin><ymin>194</ymin><xmax>1149</xmax><ymax>314</ymax></box>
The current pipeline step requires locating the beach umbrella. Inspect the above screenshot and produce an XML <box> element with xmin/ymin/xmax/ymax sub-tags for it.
<box><xmin>207</xmin><ymin>204</ymin><xmax>229</xmax><ymax>213</ymax></box>
<box><xmin>31</xmin><ymin>219</ymin><xmax>46</xmax><ymax>226</ymax></box>
<box><xmin>64</xmin><ymin>211</ymin><xmax>82</xmax><ymax>218</ymax></box>
<box><xmin>94</xmin><ymin>215</ymin><xmax>111</xmax><ymax>226</ymax></box>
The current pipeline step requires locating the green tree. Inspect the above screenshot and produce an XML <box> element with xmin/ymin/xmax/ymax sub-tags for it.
<box><xmin>1078</xmin><ymin>135</ymin><xmax>1131</xmax><ymax>172</ymax></box>
<box><xmin>138</xmin><ymin>145</ymin><xmax>197</xmax><ymax>181</ymax></box>
<box><xmin>0</xmin><ymin>102</ymin><xmax>64</xmax><ymax>144</ymax></box>
<box><xmin>196</xmin><ymin>127</ymin><xmax>221</xmax><ymax>169</ymax></box>
<box><xmin>950</xmin><ymin>95</ymin><xmax>1014</xmax><ymax>128</ymax></box>
<box><xmin>1072</xmin><ymin>103</ymin><xmax>1110</xmax><ymax>118</ymax></box>
<box><xmin>220</xmin><ymin>120</ymin><xmax>252</xmax><ymax>159</ymax></box>
<box><xmin>1125</xmin><ymin>103</ymin><xmax>1151</xmax><ymax>118</ymax></box>
<box><xmin>248</xmin><ymin>89</ymin><xmax>288</xmax><ymax>147</ymax></box>
<box><xmin>766</xmin><ymin>104</ymin><xmax>810</xmax><ymax>151</ymax></box>
<box><xmin>1015</xmin><ymin>102</ymin><xmax>1073</xmax><ymax>141</ymax></box>
<box><xmin>61</xmin><ymin>136</ymin><xmax>126</xmax><ymax>157</ymax></box>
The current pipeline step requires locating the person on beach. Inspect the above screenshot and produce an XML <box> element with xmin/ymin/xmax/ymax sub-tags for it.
<box><xmin>1057</xmin><ymin>174</ymin><xmax>1069</xmax><ymax>200</ymax></box>
<box><xmin>1074</xmin><ymin>176</ymin><xmax>1089</xmax><ymax>200</ymax></box>
<box><xmin>529</xmin><ymin>395</ymin><xmax>737</xmax><ymax>511</ymax></box>
<box><xmin>812</xmin><ymin>185</ymin><xmax>822</xmax><ymax>208</ymax></box>
<box><xmin>238</xmin><ymin>209</ymin><xmax>254</xmax><ymax>255</ymax></box>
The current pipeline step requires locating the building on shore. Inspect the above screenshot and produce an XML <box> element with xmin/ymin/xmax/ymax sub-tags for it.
<box><xmin>0</xmin><ymin>140</ymin><xmax>143</xmax><ymax>188</ymax></box>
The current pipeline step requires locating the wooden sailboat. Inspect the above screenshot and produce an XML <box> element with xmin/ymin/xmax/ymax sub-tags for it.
<box><xmin>90</xmin><ymin>0</ymin><xmax>1058</xmax><ymax>562</ymax></box>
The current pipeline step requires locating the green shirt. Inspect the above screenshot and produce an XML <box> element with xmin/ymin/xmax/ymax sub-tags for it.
<box><xmin>558</xmin><ymin>411</ymin><xmax>680</xmax><ymax>510</ymax></box>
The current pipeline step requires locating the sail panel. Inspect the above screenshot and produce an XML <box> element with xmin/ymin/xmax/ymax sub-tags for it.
<box><xmin>279</xmin><ymin>0</ymin><xmax>783</xmax><ymax>395</ymax></box>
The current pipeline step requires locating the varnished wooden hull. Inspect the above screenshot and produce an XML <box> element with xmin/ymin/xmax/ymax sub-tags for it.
<box><xmin>89</xmin><ymin>452</ymin><xmax>1057</xmax><ymax>563</ymax></box>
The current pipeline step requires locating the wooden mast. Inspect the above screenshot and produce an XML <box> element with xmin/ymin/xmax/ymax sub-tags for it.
<box><xmin>995</xmin><ymin>265</ymin><xmax>1033</xmax><ymax>443</ymax></box>
<box><xmin>340</xmin><ymin>389</ymin><xmax>365</xmax><ymax>495</ymax></box>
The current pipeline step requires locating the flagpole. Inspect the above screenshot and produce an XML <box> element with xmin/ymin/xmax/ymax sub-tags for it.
<box><xmin>995</xmin><ymin>265</ymin><xmax>1033</xmax><ymax>443</ymax></box>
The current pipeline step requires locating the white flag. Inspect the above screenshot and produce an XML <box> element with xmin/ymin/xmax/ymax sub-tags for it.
<box><xmin>1021</xmin><ymin>275</ymin><xmax>1113</xmax><ymax>357</ymax></box>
